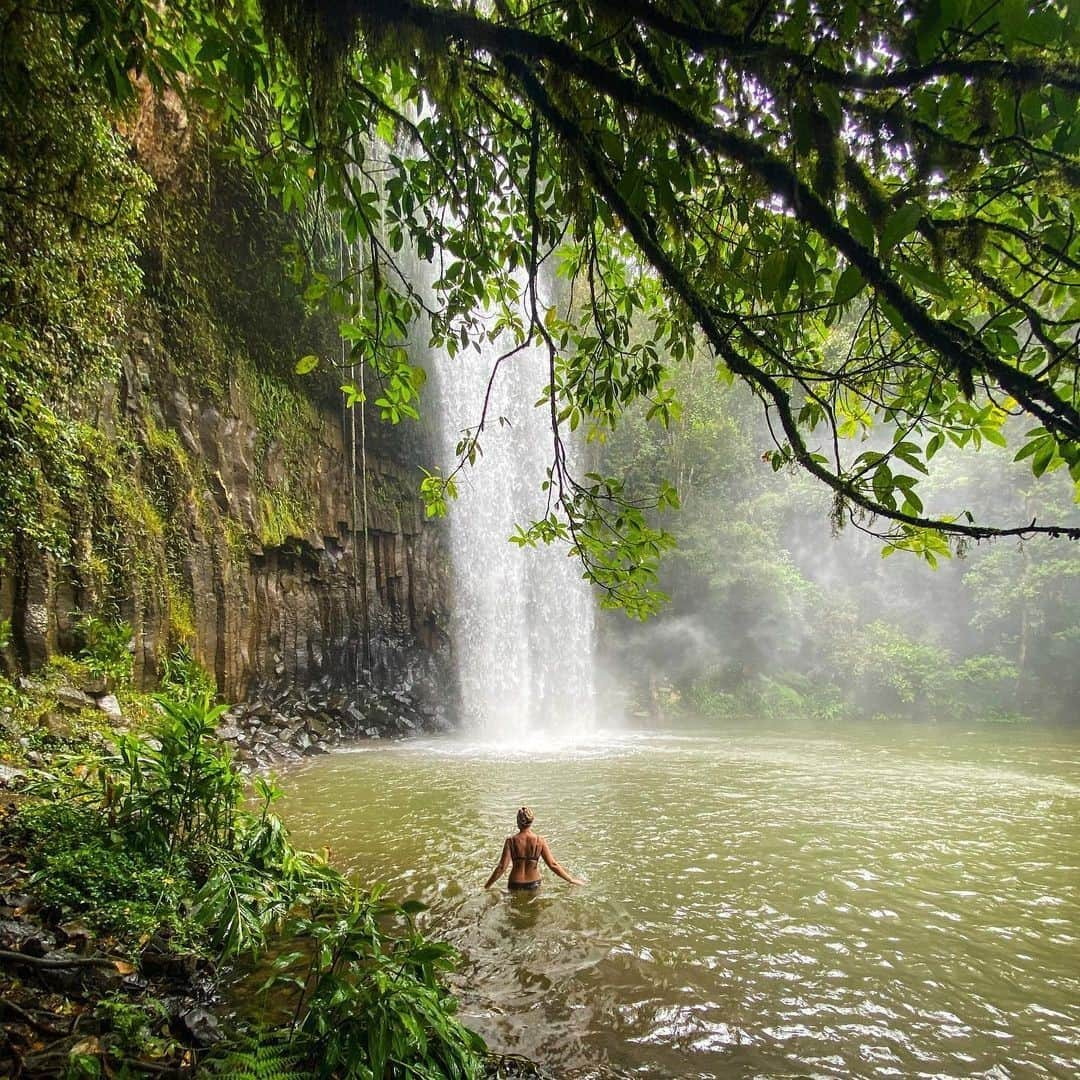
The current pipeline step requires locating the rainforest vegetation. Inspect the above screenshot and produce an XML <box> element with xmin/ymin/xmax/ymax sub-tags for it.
<box><xmin>5</xmin><ymin>0</ymin><xmax>1079</xmax><ymax>616</ymax></box>
<box><xmin>602</xmin><ymin>366</ymin><xmax>1080</xmax><ymax>725</ymax></box>
<box><xmin>1</xmin><ymin>0</ymin><xmax>1078</xmax><ymax>1076</ymax></box>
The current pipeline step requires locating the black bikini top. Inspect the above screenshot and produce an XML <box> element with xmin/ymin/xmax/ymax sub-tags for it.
<box><xmin>509</xmin><ymin>834</ymin><xmax>542</xmax><ymax>864</ymax></box>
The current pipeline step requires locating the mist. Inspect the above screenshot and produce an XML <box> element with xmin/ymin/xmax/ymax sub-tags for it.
<box><xmin>597</xmin><ymin>377</ymin><xmax>1080</xmax><ymax>728</ymax></box>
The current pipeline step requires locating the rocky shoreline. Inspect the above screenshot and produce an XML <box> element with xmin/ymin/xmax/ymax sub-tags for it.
<box><xmin>2</xmin><ymin>664</ymin><xmax>455</xmax><ymax>779</ymax></box>
<box><xmin>217</xmin><ymin>675</ymin><xmax>455</xmax><ymax>770</ymax></box>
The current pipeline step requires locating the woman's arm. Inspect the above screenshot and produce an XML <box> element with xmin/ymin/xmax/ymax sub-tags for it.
<box><xmin>484</xmin><ymin>838</ymin><xmax>512</xmax><ymax>888</ymax></box>
<box><xmin>540</xmin><ymin>838</ymin><xmax>584</xmax><ymax>885</ymax></box>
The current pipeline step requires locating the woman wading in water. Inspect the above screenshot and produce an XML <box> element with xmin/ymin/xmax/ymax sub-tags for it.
<box><xmin>484</xmin><ymin>807</ymin><xmax>584</xmax><ymax>891</ymax></box>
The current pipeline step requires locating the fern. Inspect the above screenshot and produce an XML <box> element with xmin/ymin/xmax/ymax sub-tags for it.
<box><xmin>200</xmin><ymin>1033</ymin><xmax>314</xmax><ymax>1080</ymax></box>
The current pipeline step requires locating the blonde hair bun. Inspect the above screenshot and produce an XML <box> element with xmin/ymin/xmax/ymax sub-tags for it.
<box><xmin>516</xmin><ymin>806</ymin><xmax>535</xmax><ymax>828</ymax></box>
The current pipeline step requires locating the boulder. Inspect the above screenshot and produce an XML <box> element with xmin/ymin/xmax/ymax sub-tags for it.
<box><xmin>0</xmin><ymin>763</ymin><xmax>27</xmax><ymax>789</ymax></box>
<box><xmin>0</xmin><ymin>919</ymin><xmax>53</xmax><ymax>953</ymax></box>
<box><xmin>176</xmin><ymin>1006</ymin><xmax>222</xmax><ymax>1048</ymax></box>
<box><xmin>95</xmin><ymin>694</ymin><xmax>123</xmax><ymax>722</ymax></box>
<box><xmin>42</xmin><ymin>710</ymin><xmax>77</xmax><ymax>739</ymax></box>
<box><xmin>57</xmin><ymin>920</ymin><xmax>93</xmax><ymax>952</ymax></box>
<box><xmin>55</xmin><ymin>686</ymin><xmax>95</xmax><ymax>711</ymax></box>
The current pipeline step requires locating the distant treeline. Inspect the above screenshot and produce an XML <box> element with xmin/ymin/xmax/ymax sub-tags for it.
<box><xmin>600</xmin><ymin>354</ymin><xmax>1080</xmax><ymax>726</ymax></box>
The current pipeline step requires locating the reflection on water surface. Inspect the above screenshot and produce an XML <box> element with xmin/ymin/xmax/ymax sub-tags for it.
<box><xmin>281</xmin><ymin>725</ymin><xmax>1080</xmax><ymax>1077</ymax></box>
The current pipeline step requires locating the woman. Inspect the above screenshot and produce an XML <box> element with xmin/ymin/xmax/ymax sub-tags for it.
<box><xmin>484</xmin><ymin>806</ymin><xmax>584</xmax><ymax>890</ymax></box>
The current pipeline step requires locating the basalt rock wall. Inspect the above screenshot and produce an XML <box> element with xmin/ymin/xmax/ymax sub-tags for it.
<box><xmin>0</xmin><ymin>313</ymin><xmax>455</xmax><ymax>739</ymax></box>
<box><xmin>0</xmin><ymin>97</ymin><xmax>456</xmax><ymax>744</ymax></box>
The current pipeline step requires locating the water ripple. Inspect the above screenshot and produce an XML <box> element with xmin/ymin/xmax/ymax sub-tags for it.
<box><xmin>282</xmin><ymin>727</ymin><xmax>1080</xmax><ymax>1078</ymax></box>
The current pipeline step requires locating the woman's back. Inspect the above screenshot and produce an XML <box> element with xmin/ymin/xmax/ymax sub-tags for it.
<box><xmin>484</xmin><ymin>806</ymin><xmax>584</xmax><ymax>891</ymax></box>
<box><xmin>507</xmin><ymin>830</ymin><xmax>543</xmax><ymax>885</ymax></box>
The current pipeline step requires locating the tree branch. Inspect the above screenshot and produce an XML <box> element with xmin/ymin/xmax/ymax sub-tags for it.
<box><xmin>509</xmin><ymin>59</ymin><xmax>1080</xmax><ymax>543</ymax></box>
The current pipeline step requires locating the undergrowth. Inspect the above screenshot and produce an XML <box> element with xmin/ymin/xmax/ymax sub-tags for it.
<box><xmin>6</xmin><ymin>691</ymin><xmax>487</xmax><ymax>1078</ymax></box>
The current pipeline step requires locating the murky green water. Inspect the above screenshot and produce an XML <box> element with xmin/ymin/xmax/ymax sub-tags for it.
<box><xmin>280</xmin><ymin>724</ymin><xmax>1080</xmax><ymax>1077</ymax></box>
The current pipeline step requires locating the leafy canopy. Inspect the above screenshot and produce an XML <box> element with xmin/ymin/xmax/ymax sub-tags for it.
<box><xmin>55</xmin><ymin>0</ymin><xmax>1080</xmax><ymax>614</ymax></box>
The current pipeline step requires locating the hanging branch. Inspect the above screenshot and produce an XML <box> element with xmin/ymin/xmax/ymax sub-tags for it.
<box><xmin>508</xmin><ymin>59</ymin><xmax>1080</xmax><ymax>542</ymax></box>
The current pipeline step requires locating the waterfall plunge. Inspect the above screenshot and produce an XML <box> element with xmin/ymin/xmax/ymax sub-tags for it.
<box><xmin>426</xmin><ymin>282</ymin><xmax>597</xmax><ymax>740</ymax></box>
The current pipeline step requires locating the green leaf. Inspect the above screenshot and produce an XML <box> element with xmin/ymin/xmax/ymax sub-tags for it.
<box><xmin>833</xmin><ymin>265</ymin><xmax>865</xmax><ymax>305</ymax></box>
<box><xmin>880</xmin><ymin>303</ymin><xmax>909</xmax><ymax>334</ymax></box>
<box><xmin>1013</xmin><ymin>437</ymin><xmax>1044</xmax><ymax>462</ymax></box>
<box><xmin>760</xmin><ymin>249</ymin><xmax>789</xmax><ymax>299</ymax></box>
<box><xmin>915</xmin><ymin>0</ymin><xmax>955</xmax><ymax>60</ymax></box>
<box><xmin>880</xmin><ymin>204</ymin><xmax>924</xmax><ymax>253</ymax></box>
<box><xmin>295</xmin><ymin>354</ymin><xmax>320</xmax><ymax>375</ymax></box>
<box><xmin>896</xmin><ymin>260</ymin><xmax>952</xmax><ymax>299</ymax></box>
<box><xmin>1032</xmin><ymin>439</ymin><xmax>1057</xmax><ymax>477</ymax></box>
<box><xmin>846</xmin><ymin>205</ymin><xmax>875</xmax><ymax>250</ymax></box>
<box><xmin>872</xmin><ymin>462</ymin><xmax>894</xmax><ymax>504</ymax></box>
<box><xmin>196</xmin><ymin>36</ymin><xmax>230</xmax><ymax>63</ymax></box>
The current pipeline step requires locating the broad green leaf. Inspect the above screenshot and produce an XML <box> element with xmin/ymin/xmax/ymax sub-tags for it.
<box><xmin>896</xmin><ymin>260</ymin><xmax>952</xmax><ymax>299</ymax></box>
<box><xmin>880</xmin><ymin>204</ymin><xmax>924</xmax><ymax>253</ymax></box>
<box><xmin>833</xmin><ymin>265</ymin><xmax>864</xmax><ymax>305</ymax></box>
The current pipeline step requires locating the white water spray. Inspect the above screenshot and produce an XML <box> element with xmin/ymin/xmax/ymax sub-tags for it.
<box><xmin>427</xmin><ymin>280</ymin><xmax>597</xmax><ymax>739</ymax></box>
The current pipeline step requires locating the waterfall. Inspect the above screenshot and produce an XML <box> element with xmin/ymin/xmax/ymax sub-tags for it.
<box><xmin>427</xmin><ymin>281</ymin><xmax>598</xmax><ymax>740</ymax></box>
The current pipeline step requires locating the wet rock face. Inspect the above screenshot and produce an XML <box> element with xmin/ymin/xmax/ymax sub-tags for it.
<box><xmin>0</xmin><ymin>131</ymin><xmax>459</xmax><ymax>741</ymax></box>
<box><xmin>144</xmin><ymin>360</ymin><xmax>454</xmax><ymax>712</ymax></box>
<box><xmin>0</xmin><ymin>333</ymin><xmax>458</xmax><ymax>740</ymax></box>
<box><xmin>218</xmin><ymin>677</ymin><xmax>454</xmax><ymax>768</ymax></box>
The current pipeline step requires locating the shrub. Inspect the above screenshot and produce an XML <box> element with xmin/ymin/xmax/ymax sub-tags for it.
<box><xmin>17</xmin><ymin>694</ymin><xmax>294</xmax><ymax>953</ymax></box>
<box><xmin>11</xmin><ymin>800</ymin><xmax>195</xmax><ymax>942</ymax></box>
<box><xmin>159</xmin><ymin>644</ymin><xmax>216</xmax><ymax>702</ymax></box>
<box><xmin>75</xmin><ymin>614</ymin><xmax>134</xmax><ymax>687</ymax></box>
<box><xmin>271</xmin><ymin>887</ymin><xmax>486</xmax><ymax>1079</ymax></box>
<box><xmin>13</xmin><ymin>692</ymin><xmax>487</xmax><ymax>1075</ymax></box>
<box><xmin>95</xmin><ymin>995</ymin><xmax>172</xmax><ymax>1058</ymax></box>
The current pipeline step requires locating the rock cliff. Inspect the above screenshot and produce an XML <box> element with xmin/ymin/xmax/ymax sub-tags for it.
<box><xmin>0</xmin><ymin>104</ymin><xmax>457</xmax><ymax>754</ymax></box>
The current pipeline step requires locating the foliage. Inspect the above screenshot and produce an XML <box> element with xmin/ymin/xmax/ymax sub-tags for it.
<box><xmin>202</xmin><ymin>1032</ymin><xmax>313</xmax><ymax>1079</ymax></box>
<box><xmin>596</xmin><ymin>314</ymin><xmax>1080</xmax><ymax>723</ymax></box>
<box><xmin>829</xmin><ymin>620</ymin><xmax>951</xmax><ymax>711</ymax></box>
<box><xmin>963</xmin><ymin>544</ymin><xmax>1080</xmax><ymax>712</ymax></box>
<box><xmin>242</xmin><ymin>364</ymin><xmax>320</xmax><ymax>548</ymax></box>
<box><xmin>687</xmin><ymin>671</ymin><xmax>853</xmax><ymax>726</ymax></box>
<box><xmin>0</xmin><ymin>657</ymin><xmax>131</xmax><ymax>763</ymax></box>
<box><xmin>11</xmin><ymin>691</ymin><xmax>486</xmax><ymax>1075</ymax></box>
<box><xmin>0</xmin><ymin>3</ymin><xmax>151</xmax><ymax>562</ymax></box>
<box><xmin>94</xmin><ymin>995</ymin><xmax>174</xmax><ymax>1060</ymax></box>
<box><xmin>17</xmin><ymin>693</ymin><xmax>328</xmax><ymax>953</ymax></box>
<box><xmin>4</xmin><ymin>0</ymin><xmax>1076</xmax><ymax>612</ymax></box>
<box><xmin>75</xmin><ymin>614</ymin><xmax>135</xmax><ymax>688</ymax></box>
<box><xmin>160</xmin><ymin>644</ymin><xmax>217</xmax><ymax>702</ymax></box>
<box><xmin>10</xmin><ymin>799</ymin><xmax>198</xmax><ymax>943</ymax></box>
<box><xmin>269</xmin><ymin>886</ymin><xmax>486</xmax><ymax>1079</ymax></box>
<box><xmin>49</xmin><ymin>0</ymin><xmax>1080</xmax><ymax>615</ymax></box>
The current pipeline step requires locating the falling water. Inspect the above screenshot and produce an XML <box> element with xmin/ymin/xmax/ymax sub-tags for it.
<box><xmin>426</xmin><ymin>276</ymin><xmax>597</xmax><ymax>739</ymax></box>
